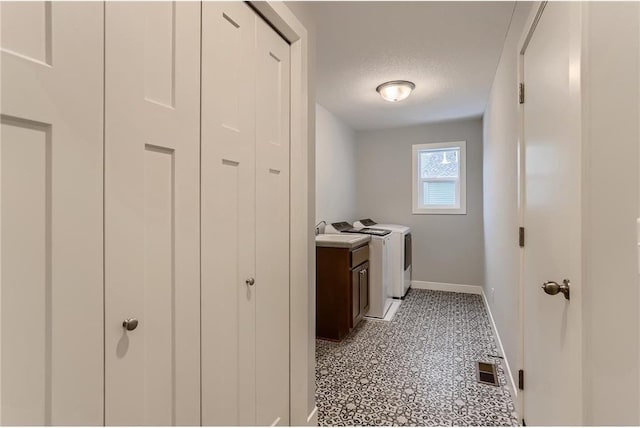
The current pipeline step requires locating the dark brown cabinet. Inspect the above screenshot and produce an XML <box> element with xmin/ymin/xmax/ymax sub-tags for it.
<box><xmin>316</xmin><ymin>243</ymin><xmax>370</xmax><ymax>341</ymax></box>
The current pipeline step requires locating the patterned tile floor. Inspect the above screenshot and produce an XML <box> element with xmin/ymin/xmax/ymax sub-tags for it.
<box><xmin>316</xmin><ymin>289</ymin><xmax>519</xmax><ymax>426</ymax></box>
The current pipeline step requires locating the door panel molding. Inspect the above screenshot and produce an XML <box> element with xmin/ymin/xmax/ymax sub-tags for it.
<box><xmin>0</xmin><ymin>2</ymin><xmax>104</xmax><ymax>424</ymax></box>
<box><xmin>104</xmin><ymin>2</ymin><xmax>201</xmax><ymax>424</ymax></box>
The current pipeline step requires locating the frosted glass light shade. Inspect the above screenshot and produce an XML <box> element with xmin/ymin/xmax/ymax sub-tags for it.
<box><xmin>376</xmin><ymin>80</ymin><xmax>415</xmax><ymax>102</ymax></box>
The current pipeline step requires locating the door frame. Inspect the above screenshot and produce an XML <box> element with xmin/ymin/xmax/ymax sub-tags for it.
<box><xmin>247</xmin><ymin>2</ymin><xmax>315</xmax><ymax>425</ymax></box>
<box><xmin>516</xmin><ymin>4</ymin><xmax>544</xmax><ymax>423</ymax></box>
<box><xmin>516</xmin><ymin>1</ymin><xmax>586</xmax><ymax>424</ymax></box>
<box><xmin>516</xmin><ymin>3</ymin><xmax>546</xmax><ymax>422</ymax></box>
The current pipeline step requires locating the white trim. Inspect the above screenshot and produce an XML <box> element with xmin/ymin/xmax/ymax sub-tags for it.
<box><xmin>480</xmin><ymin>289</ymin><xmax>519</xmax><ymax>409</ymax></box>
<box><xmin>306</xmin><ymin>406</ymin><xmax>318</xmax><ymax>426</ymax></box>
<box><xmin>515</xmin><ymin>3</ymin><xmax>544</xmax><ymax>422</ymax></box>
<box><xmin>412</xmin><ymin>141</ymin><xmax>467</xmax><ymax>215</ymax></box>
<box><xmin>411</xmin><ymin>280</ymin><xmax>482</xmax><ymax>295</ymax></box>
<box><xmin>248</xmin><ymin>2</ymin><xmax>313</xmax><ymax>426</ymax></box>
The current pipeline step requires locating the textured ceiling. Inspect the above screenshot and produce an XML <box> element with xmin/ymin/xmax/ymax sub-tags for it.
<box><xmin>307</xmin><ymin>1</ymin><xmax>515</xmax><ymax>130</ymax></box>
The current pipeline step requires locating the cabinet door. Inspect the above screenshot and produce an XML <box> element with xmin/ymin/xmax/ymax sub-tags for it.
<box><xmin>0</xmin><ymin>3</ymin><xmax>104</xmax><ymax>424</ymax></box>
<box><xmin>351</xmin><ymin>268</ymin><xmax>361</xmax><ymax>326</ymax></box>
<box><xmin>201</xmin><ymin>2</ymin><xmax>257</xmax><ymax>425</ymax></box>
<box><xmin>360</xmin><ymin>265</ymin><xmax>369</xmax><ymax>315</ymax></box>
<box><xmin>104</xmin><ymin>2</ymin><xmax>201</xmax><ymax>424</ymax></box>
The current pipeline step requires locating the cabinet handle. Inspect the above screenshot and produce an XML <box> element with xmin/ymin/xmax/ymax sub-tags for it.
<box><xmin>246</xmin><ymin>277</ymin><xmax>255</xmax><ymax>287</ymax></box>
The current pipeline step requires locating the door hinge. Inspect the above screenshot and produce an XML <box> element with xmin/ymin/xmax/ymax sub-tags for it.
<box><xmin>519</xmin><ymin>227</ymin><xmax>525</xmax><ymax>248</ymax></box>
<box><xmin>519</xmin><ymin>82</ymin><xmax>525</xmax><ymax>104</ymax></box>
<box><xmin>518</xmin><ymin>369</ymin><xmax>524</xmax><ymax>390</ymax></box>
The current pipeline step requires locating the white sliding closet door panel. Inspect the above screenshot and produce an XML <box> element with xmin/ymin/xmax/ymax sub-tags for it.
<box><xmin>255</xmin><ymin>18</ymin><xmax>291</xmax><ymax>427</ymax></box>
<box><xmin>201</xmin><ymin>2</ymin><xmax>257</xmax><ymax>425</ymax></box>
<box><xmin>104</xmin><ymin>2</ymin><xmax>201</xmax><ymax>425</ymax></box>
<box><xmin>0</xmin><ymin>2</ymin><xmax>104</xmax><ymax>425</ymax></box>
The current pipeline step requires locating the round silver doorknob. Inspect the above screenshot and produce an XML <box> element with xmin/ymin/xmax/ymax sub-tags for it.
<box><xmin>122</xmin><ymin>318</ymin><xmax>139</xmax><ymax>331</ymax></box>
<box><xmin>542</xmin><ymin>279</ymin><xmax>570</xmax><ymax>300</ymax></box>
<box><xmin>246</xmin><ymin>278</ymin><xmax>255</xmax><ymax>287</ymax></box>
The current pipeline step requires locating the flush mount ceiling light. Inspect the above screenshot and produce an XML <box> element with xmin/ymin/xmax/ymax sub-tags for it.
<box><xmin>376</xmin><ymin>80</ymin><xmax>416</xmax><ymax>102</ymax></box>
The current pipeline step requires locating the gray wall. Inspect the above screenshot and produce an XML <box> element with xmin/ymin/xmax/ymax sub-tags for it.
<box><xmin>482</xmin><ymin>1</ymin><xmax>531</xmax><ymax>392</ymax></box>
<box><xmin>355</xmin><ymin>118</ymin><xmax>485</xmax><ymax>286</ymax></box>
<box><xmin>315</xmin><ymin>104</ymin><xmax>358</xmax><ymax>224</ymax></box>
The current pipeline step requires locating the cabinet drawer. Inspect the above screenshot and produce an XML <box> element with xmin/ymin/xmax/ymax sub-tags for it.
<box><xmin>350</xmin><ymin>245</ymin><xmax>369</xmax><ymax>268</ymax></box>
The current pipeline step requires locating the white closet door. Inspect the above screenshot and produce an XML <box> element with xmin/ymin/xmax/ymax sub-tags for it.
<box><xmin>201</xmin><ymin>2</ymin><xmax>257</xmax><ymax>425</ymax></box>
<box><xmin>0</xmin><ymin>2</ymin><xmax>104</xmax><ymax>425</ymax></box>
<box><xmin>104</xmin><ymin>2</ymin><xmax>201</xmax><ymax>425</ymax></box>
<box><xmin>255</xmin><ymin>17</ymin><xmax>291</xmax><ymax>427</ymax></box>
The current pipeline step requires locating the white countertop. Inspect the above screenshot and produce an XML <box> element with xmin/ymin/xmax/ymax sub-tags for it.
<box><xmin>315</xmin><ymin>233</ymin><xmax>371</xmax><ymax>249</ymax></box>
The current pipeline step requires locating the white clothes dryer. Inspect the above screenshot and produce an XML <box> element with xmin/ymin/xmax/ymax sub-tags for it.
<box><xmin>354</xmin><ymin>219</ymin><xmax>412</xmax><ymax>298</ymax></box>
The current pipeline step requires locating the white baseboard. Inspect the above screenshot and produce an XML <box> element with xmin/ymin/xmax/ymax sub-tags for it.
<box><xmin>480</xmin><ymin>289</ymin><xmax>518</xmax><ymax>406</ymax></box>
<box><xmin>411</xmin><ymin>280</ymin><xmax>483</xmax><ymax>295</ymax></box>
<box><xmin>306</xmin><ymin>406</ymin><xmax>318</xmax><ymax>426</ymax></box>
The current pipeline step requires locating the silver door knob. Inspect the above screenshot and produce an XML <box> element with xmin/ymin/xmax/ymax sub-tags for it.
<box><xmin>122</xmin><ymin>318</ymin><xmax>139</xmax><ymax>331</ymax></box>
<box><xmin>542</xmin><ymin>279</ymin><xmax>570</xmax><ymax>300</ymax></box>
<box><xmin>246</xmin><ymin>278</ymin><xmax>255</xmax><ymax>287</ymax></box>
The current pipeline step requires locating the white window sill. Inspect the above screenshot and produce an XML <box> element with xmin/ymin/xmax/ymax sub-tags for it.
<box><xmin>412</xmin><ymin>208</ymin><xmax>467</xmax><ymax>215</ymax></box>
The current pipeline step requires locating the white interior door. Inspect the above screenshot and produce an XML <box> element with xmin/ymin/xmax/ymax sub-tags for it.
<box><xmin>255</xmin><ymin>16</ymin><xmax>291</xmax><ymax>427</ymax></box>
<box><xmin>104</xmin><ymin>2</ymin><xmax>201</xmax><ymax>425</ymax></box>
<box><xmin>522</xmin><ymin>2</ymin><xmax>583</xmax><ymax>425</ymax></box>
<box><xmin>0</xmin><ymin>2</ymin><xmax>104</xmax><ymax>424</ymax></box>
<box><xmin>201</xmin><ymin>2</ymin><xmax>257</xmax><ymax>425</ymax></box>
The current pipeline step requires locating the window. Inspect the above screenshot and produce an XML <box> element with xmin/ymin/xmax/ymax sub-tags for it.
<box><xmin>412</xmin><ymin>141</ymin><xmax>466</xmax><ymax>214</ymax></box>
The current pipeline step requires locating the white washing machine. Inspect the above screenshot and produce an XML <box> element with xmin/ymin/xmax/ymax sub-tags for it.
<box><xmin>325</xmin><ymin>222</ymin><xmax>393</xmax><ymax>319</ymax></box>
<box><xmin>354</xmin><ymin>219</ymin><xmax>412</xmax><ymax>299</ymax></box>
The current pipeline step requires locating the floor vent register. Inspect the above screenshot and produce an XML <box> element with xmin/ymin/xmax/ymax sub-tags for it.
<box><xmin>476</xmin><ymin>361</ymin><xmax>499</xmax><ymax>386</ymax></box>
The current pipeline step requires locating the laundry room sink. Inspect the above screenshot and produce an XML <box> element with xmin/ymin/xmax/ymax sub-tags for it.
<box><xmin>315</xmin><ymin>233</ymin><xmax>370</xmax><ymax>249</ymax></box>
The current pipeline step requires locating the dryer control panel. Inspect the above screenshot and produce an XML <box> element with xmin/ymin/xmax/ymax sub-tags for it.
<box><xmin>359</xmin><ymin>218</ymin><xmax>377</xmax><ymax>226</ymax></box>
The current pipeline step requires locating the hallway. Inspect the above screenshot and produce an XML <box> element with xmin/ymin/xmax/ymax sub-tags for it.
<box><xmin>316</xmin><ymin>290</ymin><xmax>517</xmax><ymax>426</ymax></box>
<box><xmin>2</xmin><ymin>2</ymin><xmax>639</xmax><ymax>425</ymax></box>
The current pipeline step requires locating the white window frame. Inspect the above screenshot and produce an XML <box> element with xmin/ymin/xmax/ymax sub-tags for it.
<box><xmin>412</xmin><ymin>141</ymin><xmax>467</xmax><ymax>215</ymax></box>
